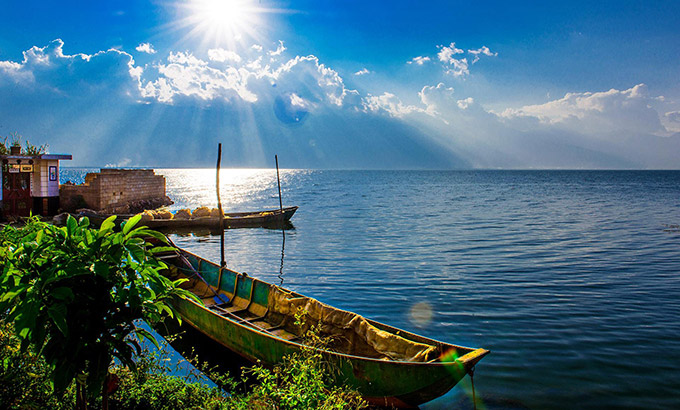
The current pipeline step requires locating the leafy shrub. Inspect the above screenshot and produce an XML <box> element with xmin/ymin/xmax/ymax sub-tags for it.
<box><xmin>0</xmin><ymin>215</ymin><xmax>199</xmax><ymax>406</ymax></box>
<box><xmin>108</xmin><ymin>347</ymin><xmax>228</xmax><ymax>410</ymax></box>
<box><xmin>0</xmin><ymin>132</ymin><xmax>48</xmax><ymax>155</ymax></box>
<box><xmin>226</xmin><ymin>309</ymin><xmax>367</xmax><ymax>410</ymax></box>
<box><xmin>23</xmin><ymin>140</ymin><xmax>48</xmax><ymax>156</ymax></box>
<box><xmin>0</xmin><ymin>319</ymin><xmax>74</xmax><ymax>409</ymax></box>
<box><xmin>0</xmin><ymin>219</ymin><xmax>366</xmax><ymax>410</ymax></box>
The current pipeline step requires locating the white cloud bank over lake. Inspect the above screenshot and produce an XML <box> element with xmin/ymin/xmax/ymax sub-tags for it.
<box><xmin>0</xmin><ymin>39</ymin><xmax>678</xmax><ymax>169</ymax></box>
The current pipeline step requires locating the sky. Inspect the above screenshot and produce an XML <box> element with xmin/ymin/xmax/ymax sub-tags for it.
<box><xmin>1</xmin><ymin>0</ymin><xmax>679</xmax><ymax>168</ymax></box>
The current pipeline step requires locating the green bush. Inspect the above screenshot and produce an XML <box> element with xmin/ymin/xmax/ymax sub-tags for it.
<box><xmin>226</xmin><ymin>309</ymin><xmax>366</xmax><ymax>410</ymax></box>
<box><xmin>0</xmin><ymin>219</ymin><xmax>366</xmax><ymax>410</ymax></box>
<box><xmin>0</xmin><ymin>132</ymin><xmax>47</xmax><ymax>155</ymax></box>
<box><xmin>0</xmin><ymin>319</ymin><xmax>74</xmax><ymax>409</ymax></box>
<box><xmin>0</xmin><ymin>318</ymin><xmax>366</xmax><ymax>410</ymax></box>
<box><xmin>108</xmin><ymin>347</ymin><xmax>228</xmax><ymax>410</ymax></box>
<box><xmin>0</xmin><ymin>215</ymin><xmax>199</xmax><ymax>406</ymax></box>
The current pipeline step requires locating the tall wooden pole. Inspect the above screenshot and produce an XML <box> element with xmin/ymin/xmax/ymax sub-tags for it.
<box><xmin>216</xmin><ymin>143</ymin><xmax>225</xmax><ymax>268</ymax></box>
<box><xmin>275</xmin><ymin>154</ymin><xmax>283</xmax><ymax>212</ymax></box>
<box><xmin>276</xmin><ymin>154</ymin><xmax>285</xmax><ymax>284</ymax></box>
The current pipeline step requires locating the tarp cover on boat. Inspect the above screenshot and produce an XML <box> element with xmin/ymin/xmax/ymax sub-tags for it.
<box><xmin>268</xmin><ymin>286</ymin><xmax>438</xmax><ymax>362</ymax></box>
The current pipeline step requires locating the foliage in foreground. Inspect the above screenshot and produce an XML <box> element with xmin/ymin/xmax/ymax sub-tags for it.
<box><xmin>0</xmin><ymin>318</ymin><xmax>367</xmax><ymax>410</ymax></box>
<box><xmin>0</xmin><ymin>319</ymin><xmax>73</xmax><ymax>408</ymax></box>
<box><xmin>0</xmin><ymin>215</ymin><xmax>199</xmax><ymax>403</ymax></box>
<box><xmin>0</xmin><ymin>218</ymin><xmax>366</xmax><ymax>409</ymax></box>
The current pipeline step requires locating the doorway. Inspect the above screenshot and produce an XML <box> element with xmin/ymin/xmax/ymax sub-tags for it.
<box><xmin>2</xmin><ymin>165</ymin><xmax>32</xmax><ymax>217</ymax></box>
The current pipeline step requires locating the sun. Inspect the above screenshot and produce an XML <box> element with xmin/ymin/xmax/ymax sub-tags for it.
<box><xmin>193</xmin><ymin>0</ymin><xmax>250</xmax><ymax>31</ymax></box>
<box><xmin>176</xmin><ymin>0</ymin><xmax>265</xmax><ymax>48</ymax></box>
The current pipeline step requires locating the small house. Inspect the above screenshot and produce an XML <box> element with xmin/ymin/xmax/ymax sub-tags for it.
<box><xmin>1</xmin><ymin>150</ymin><xmax>72</xmax><ymax>218</ymax></box>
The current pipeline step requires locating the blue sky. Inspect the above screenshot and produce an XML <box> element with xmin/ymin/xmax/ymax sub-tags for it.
<box><xmin>1</xmin><ymin>1</ymin><xmax>679</xmax><ymax>168</ymax></box>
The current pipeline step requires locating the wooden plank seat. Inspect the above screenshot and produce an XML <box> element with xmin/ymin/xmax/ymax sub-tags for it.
<box><xmin>269</xmin><ymin>328</ymin><xmax>299</xmax><ymax>342</ymax></box>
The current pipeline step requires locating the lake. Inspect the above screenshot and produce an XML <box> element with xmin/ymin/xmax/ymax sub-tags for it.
<box><xmin>61</xmin><ymin>168</ymin><xmax>680</xmax><ymax>409</ymax></box>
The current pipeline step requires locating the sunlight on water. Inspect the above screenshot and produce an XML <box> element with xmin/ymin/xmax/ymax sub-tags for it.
<box><xmin>159</xmin><ymin>168</ymin><xmax>305</xmax><ymax>211</ymax></box>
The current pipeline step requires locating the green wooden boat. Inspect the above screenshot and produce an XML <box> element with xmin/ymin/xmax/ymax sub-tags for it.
<box><xmin>79</xmin><ymin>206</ymin><xmax>298</xmax><ymax>230</ymax></box>
<box><xmin>159</xmin><ymin>247</ymin><xmax>489</xmax><ymax>408</ymax></box>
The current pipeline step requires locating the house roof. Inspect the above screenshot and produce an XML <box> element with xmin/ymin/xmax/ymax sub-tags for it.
<box><xmin>0</xmin><ymin>154</ymin><xmax>72</xmax><ymax>160</ymax></box>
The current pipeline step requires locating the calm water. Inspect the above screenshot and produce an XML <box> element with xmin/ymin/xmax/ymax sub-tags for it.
<box><xmin>62</xmin><ymin>168</ymin><xmax>680</xmax><ymax>409</ymax></box>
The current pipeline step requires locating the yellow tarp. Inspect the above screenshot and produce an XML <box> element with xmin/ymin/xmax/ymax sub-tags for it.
<box><xmin>267</xmin><ymin>286</ymin><xmax>437</xmax><ymax>362</ymax></box>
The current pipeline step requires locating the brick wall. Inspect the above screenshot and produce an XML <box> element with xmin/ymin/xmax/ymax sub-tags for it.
<box><xmin>60</xmin><ymin>169</ymin><xmax>168</xmax><ymax>213</ymax></box>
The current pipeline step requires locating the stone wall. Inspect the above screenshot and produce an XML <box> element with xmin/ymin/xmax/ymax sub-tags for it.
<box><xmin>60</xmin><ymin>169</ymin><xmax>172</xmax><ymax>213</ymax></box>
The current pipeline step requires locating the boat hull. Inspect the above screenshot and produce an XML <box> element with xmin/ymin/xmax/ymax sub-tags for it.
<box><xmin>164</xmin><ymin>249</ymin><xmax>488</xmax><ymax>408</ymax></box>
<box><xmin>80</xmin><ymin>206</ymin><xmax>298</xmax><ymax>230</ymax></box>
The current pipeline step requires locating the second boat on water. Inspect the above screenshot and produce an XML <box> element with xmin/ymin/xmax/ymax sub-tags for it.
<box><xmin>80</xmin><ymin>206</ymin><xmax>298</xmax><ymax>230</ymax></box>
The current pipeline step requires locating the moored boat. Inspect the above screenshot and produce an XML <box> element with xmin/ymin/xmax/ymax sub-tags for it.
<box><xmin>157</xmin><ymin>246</ymin><xmax>489</xmax><ymax>408</ymax></box>
<box><xmin>79</xmin><ymin>206</ymin><xmax>298</xmax><ymax>230</ymax></box>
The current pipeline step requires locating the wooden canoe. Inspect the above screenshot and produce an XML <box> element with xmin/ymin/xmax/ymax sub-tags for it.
<box><xmin>80</xmin><ymin>206</ymin><xmax>298</xmax><ymax>230</ymax></box>
<box><xmin>158</xmin><ymin>246</ymin><xmax>489</xmax><ymax>408</ymax></box>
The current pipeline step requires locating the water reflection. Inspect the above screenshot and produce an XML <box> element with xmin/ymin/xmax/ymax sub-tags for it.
<box><xmin>154</xmin><ymin>320</ymin><xmax>253</xmax><ymax>381</ymax></box>
<box><xmin>278</xmin><ymin>229</ymin><xmax>286</xmax><ymax>286</ymax></box>
<box><xmin>158</xmin><ymin>168</ymin><xmax>305</xmax><ymax>212</ymax></box>
<box><xmin>159</xmin><ymin>221</ymin><xmax>295</xmax><ymax>237</ymax></box>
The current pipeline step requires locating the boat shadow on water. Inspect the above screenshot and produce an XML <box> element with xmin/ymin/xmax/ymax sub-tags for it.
<box><xmin>154</xmin><ymin>320</ymin><xmax>254</xmax><ymax>383</ymax></box>
<box><xmin>165</xmin><ymin>221</ymin><xmax>295</xmax><ymax>237</ymax></box>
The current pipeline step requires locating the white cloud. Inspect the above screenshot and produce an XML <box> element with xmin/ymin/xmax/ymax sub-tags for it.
<box><xmin>20</xmin><ymin>39</ymin><xmax>95</xmax><ymax>68</ymax></box>
<box><xmin>363</xmin><ymin>92</ymin><xmax>423</xmax><ymax>118</ymax></box>
<box><xmin>141</xmin><ymin>51</ymin><xmax>256</xmax><ymax>103</ymax></box>
<box><xmin>409</xmin><ymin>42</ymin><xmax>496</xmax><ymax>77</ymax></box>
<box><xmin>270</xmin><ymin>55</ymin><xmax>357</xmax><ymax>106</ymax></box>
<box><xmin>445</xmin><ymin>58</ymin><xmax>469</xmax><ymax>77</ymax></box>
<box><xmin>208</xmin><ymin>48</ymin><xmax>242</xmax><ymax>63</ymax></box>
<box><xmin>408</xmin><ymin>56</ymin><xmax>430</xmax><ymax>65</ymax></box>
<box><xmin>437</xmin><ymin>42</ymin><xmax>464</xmax><ymax>63</ymax></box>
<box><xmin>418</xmin><ymin>82</ymin><xmax>494</xmax><ymax>126</ymax></box>
<box><xmin>0</xmin><ymin>61</ymin><xmax>34</xmax><ymax>83</ymax></box>
<box><xmin>289</xmin><ymin>93</ymin><xmax>308</xmax><ymax>108</ymax></box>
<box><xmin>136</xmin><ymin>42</ymin><xmax>156</xmax><ymax>54</ymax></box>
<box><xmin>251</xmin><ymin>44</ymin><xmax>263</xmax><ymax>52</ymax></box>
<box><xmin>501</xmin><ymin>84</ymin><xmax>666</xmax><ymax>135</ymax></box>
<box><xmin>419</xmin><ymin>83</ymin><xmax>455</xmax><ymax>116</ymax></box>
<box><xmin>22</xmin><ymin>45</ymin><xmax>58</xmax><ymax>65</ymax></box>
<box><xmin>269</xmin><ymin>40</ymin><xmax>286</xmax><ymax>56</ymax></box>
<box><xmin>663</xmin><ymin>111</ymin><xmax>680</xmax><ymax>132</ymax></box>
<box><xmin>468</xmin><ymin>46</ymin><xmax>497</xmax><ymax>63</ymax></box>
<box><xmin>2</xmin><ymin>39</ymin><xmax>679</xmax><ymax>169</ymax></box>
<box><xmin>456</xmin><ymin>97</ymin><xmax>475</xmax><ymax>109</ymax></box>
<box><xmin>167</xmin><ymin>51</ymin><xmax>208</xmax><ymax>66</ymax></box>
<box><xmin>0</xmin><ymin>39</ymin><xmax>139</xmax><ymax>95</ymax></box>
<box><xmin>135</xmin><ymin>43</ymin><xmax>360</xmax><ymax>109</ymax></box>
<box><xmin>354</xmin><ymin>68</ymin><xmax>370</xmax><ymax>76</ymax></box>
<box><xmin>437</xmin><ymin>43</ymin><xmax>469</xmax><ymax>77</ymax></box>
<box><xmin>665</xmin><ymin>111</ymin><xmax>680</xmax><ymax>123</ymax></box>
